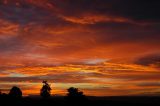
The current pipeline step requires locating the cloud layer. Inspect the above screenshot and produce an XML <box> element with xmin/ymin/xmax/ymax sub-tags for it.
<box><xmin>0</xmin><ymin>0</ymin><xmax>160</xmax><ymax>96</ymax></box>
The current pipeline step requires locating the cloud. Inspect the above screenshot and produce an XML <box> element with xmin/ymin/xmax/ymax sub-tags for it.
<box><xmin>135</xmin><ymin>54</ymin><xmax>160</xmax><ymax>67</ymax></box>
<box><xmin>137</xmin><ymin>82</ymin><xmax>160</xmax><ymax>87</ymax></box>
<box><xmin>0</xmin><ymin>0</ymin><xmax>160</xmax><ymax>96</ymax></box>
<box><xmin>61</xmin><ymin>15</ymin><xmax>131</xmax><ymax>25</ymax></box>
<box><xmin>0</xmin><ymin>62</ymin><xmax>160</xmax><ymax>96</ymax></box>
<box><xmin>0</xmin><ymin>62</ymin><xmax>159</xmax><ymax>82</ymax></box>
<box><xmin>53</xmin><ymin>0</ymin><xmax>160</xmax><ymax>23</ymax></box>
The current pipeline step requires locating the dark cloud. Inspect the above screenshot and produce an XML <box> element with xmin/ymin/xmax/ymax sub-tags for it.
<box><xmin>135</xmin><ymin>54</ymin><xmax>160</xmax><ymax>66</ymax></box>
<box><xmin>1</xmin><ymin>0</ymin><xmax>159</xmax><ymax>25</ymax></box>
<box><xmin>0</xmin><ymin>36</ymin><xmax>26</xmax><ymax>53</ymax></box>
<box><xmin>0</xmin><ymin>0</ymin><xmax>69</xmax><ymax>26</ymax></box>
<box><xmin>0</xmin><ymin>2</ymin><xmax>45</xmax><ymax>24</ymax></box>
<box><xmin>55</xmin><ymin>0</ymin><xmax>160</xmax><ymax>22</ymax></box>
<box><xmin>0</xmin><ymin>76</ymin><xmax>40</xmax><ymax>82</ymax></box>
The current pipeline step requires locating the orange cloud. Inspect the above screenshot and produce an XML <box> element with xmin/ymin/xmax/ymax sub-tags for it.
<box><xmin>0</xmin><ymin>0</ymin><xmax>160</xmax><ymax>96</ymax></box>
<box><xmin>0</xmin><ymin>61</ymin><xmax>159</xmax><ymax>96</ymax></box>
<box><xmin>0</xmin><ymin>19</ymin><xmax>19</xmax><ymax>38</ymax></box>
<box><xmin>61</xmin><ymin>15</ymin><xmax>131</xmax><ymax>24</ymax></box>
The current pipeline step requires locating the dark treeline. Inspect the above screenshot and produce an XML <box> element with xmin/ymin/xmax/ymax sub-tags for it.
<box><xmin>0</xmin><ymin>81</ymin><xmax>88</xmax><ymax>106</ymax></box>
<box><xmin>0</xmin><ymin>81</ymin><xmax>160</xmax><ymax>106</ymax></box>
<box><xmin>0</xmin><ymin>81</ymin><xmax>86</xmax><ymax>98</ymax></box>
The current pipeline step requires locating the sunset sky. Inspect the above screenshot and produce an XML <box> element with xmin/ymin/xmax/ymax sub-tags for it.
<box><xmin>0</xmin><ymin>0</ymin><xmax>160</xmax><ymax>96</ymax></box>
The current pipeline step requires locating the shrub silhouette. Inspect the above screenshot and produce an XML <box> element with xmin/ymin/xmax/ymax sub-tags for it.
<box><xmin>40</xmin><ymin>80</ymin><xmax>51</xmax><ymax>98</ymax></box>
<box><xmin>66</xmin><ymin>87</ymin><xmax>86</xmax><ymax>102</ymax></box>
<box><xmin>67</xmin><ymin>87</ymin><xmax>83</xmax><ymax>97</ymax></box>
<box><xmin>9</xmin><ymin>86</ymin><xmax>22</xmax><ymax>98</ymax></box>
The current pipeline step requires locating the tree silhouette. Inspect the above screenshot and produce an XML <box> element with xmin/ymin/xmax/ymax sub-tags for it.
<box><xmin>67</xmin><ymin>87</ymin><xmax>86</xmax><ymax>102</ymax></box>
<box><xmin>9</xmin><ymin>86</ymin><xmax>22</xmax><ymax>98</ymax></box>
<box><xmin>40</xmin><ymin>80</ymin><xmax>51</xmax><ymax>98</ymax></box>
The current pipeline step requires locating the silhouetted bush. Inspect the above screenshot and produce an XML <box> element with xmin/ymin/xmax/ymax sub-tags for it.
<box><xmin>9</xmin><ymin>86</ymin><xmax>22</xmax><ymax>98</ymax></box>
<box><xmin>66</xmin><ymin>87</ymin><xmax>86</xmax><ymax>103</ymax></box>
<box><xmin>40</xmin><ymin>80</ymin><xmax>51</xmax><ymax>98</ymax></box>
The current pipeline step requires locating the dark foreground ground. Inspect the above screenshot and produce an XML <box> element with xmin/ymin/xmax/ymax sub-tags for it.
<box><xmin>1</xmin><ymin>96</ymin><xmax>160</xmax><ymax>106</ymax></box>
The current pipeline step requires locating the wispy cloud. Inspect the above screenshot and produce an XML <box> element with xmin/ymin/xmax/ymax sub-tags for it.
<box><xmin>0</xmin><ymin>0</ymin><xmax>159</xmax><ymax>96</ymax></box>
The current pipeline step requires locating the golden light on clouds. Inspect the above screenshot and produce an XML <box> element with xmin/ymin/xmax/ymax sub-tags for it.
<box><xmin>0</xmin><ymin>0</ymin><xmax>160</xmax><ymax>96</ymax></box>
<box><xmin>61</xmin><ymin>15</ymin><xmax>131</xmax><ymax>25</ymax></box>
<box><xmin>1</xmin><ymin>62</ymin><xmax>160</xmax><ymax>96</ymax></box>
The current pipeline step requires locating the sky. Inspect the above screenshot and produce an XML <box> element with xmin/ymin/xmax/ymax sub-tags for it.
<box><xmin>0</xmin><ymin>0</ymin><xmax>160</xmax><ymax>96</ymax></box>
